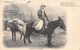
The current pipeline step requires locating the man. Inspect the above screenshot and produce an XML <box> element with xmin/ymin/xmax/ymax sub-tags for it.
<box><xmin>37</xmin><ymin>4</ymin><xmax>49</xmax><ymax>30</ymax></box>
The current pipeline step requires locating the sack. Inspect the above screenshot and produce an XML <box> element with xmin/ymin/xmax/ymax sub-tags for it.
<box><xmin>35</xmin><ymin>19</ymin><xmax>43</xmax><ymax>30</ymax></box>
<box><xmin>17</xmin><ymin>25</ymin><xmax>23</xmax><ymax>32</ymax></box>
<box><xmin>16</xmin><ymin>20</ymin><xmax>24</xmax><ymax>26</ymax></box>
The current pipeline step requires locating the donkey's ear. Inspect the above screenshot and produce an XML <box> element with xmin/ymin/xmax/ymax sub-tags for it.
<box><xmin>58</xmin><ymin>16</ymin><xmax>61</xmax><ymax>19</ymax></box>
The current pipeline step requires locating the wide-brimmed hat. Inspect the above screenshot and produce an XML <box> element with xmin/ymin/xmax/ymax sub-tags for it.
<box><xmin>40</xmin><ymin>4</ymin><xmax>46</xmax><ymax>7</ymax></box>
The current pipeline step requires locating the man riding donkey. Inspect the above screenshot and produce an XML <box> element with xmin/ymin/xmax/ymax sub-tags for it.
<box><xmin>33</xmin><ymin>4</ymin><xmax>49</xmax><ymax>30</ymax></box>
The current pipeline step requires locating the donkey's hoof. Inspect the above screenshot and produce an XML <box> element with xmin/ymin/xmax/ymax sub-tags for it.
<box><xmin>24</xmin><ymin>41</ymin><xmax>26</xmax><ymax>44</ymax></box>
<box><xmin>48</xmin><ymin>45</ymin><xmax>53</xmax><ymax>47</ymax></box>
<box><xmin>47</xmin><ymin>43</ymin><xmax>53</xmax><ymax>47</ymax></box>
<box><xmin>29</xmin><ymin>41</ymin><xmax>32</xmax><ymax>44</ymax></box>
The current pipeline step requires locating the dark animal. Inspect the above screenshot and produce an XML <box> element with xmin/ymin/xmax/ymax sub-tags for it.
<box><xmin>5</xmin><ymin>20</ymin><xmax>24</xmax><ymax>41</ymax></box>
<box><xmin>23</xmin><ymin>17</ymin><xmax>66</xmax><ymax>47</ymax></box>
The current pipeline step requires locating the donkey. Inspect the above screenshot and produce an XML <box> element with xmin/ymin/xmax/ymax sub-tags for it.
<box><xmin>23</xmin><ymin>17</ymin><xmax>66</xmax><ymax>47</ymax></box>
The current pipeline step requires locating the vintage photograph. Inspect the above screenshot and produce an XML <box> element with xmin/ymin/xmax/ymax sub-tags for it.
<box><xmin>3</xmin><ymin>1</ymin><xmax>66</xmax><ymax>48</ymax></box>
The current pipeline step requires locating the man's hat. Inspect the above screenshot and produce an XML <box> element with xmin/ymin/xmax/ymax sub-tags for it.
<box><xmin>40</xmin><ymin>4</ymin><xmax>46</xmax><ymax>7</ymax></box>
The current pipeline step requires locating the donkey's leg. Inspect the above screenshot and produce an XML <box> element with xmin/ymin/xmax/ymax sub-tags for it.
<box><xmin>20</xmin><ymin>31</ymin><xmax>24</xmax><ymax>39</ymax></box>
<box><xmin>18</xmin><ymin>30</ymin><xmax>22</xmax><ymax>39</ymax></box>
<box><xmin>19</xmin><ymin>30</ymin><xmax>22</xmax><ymax>39</ymax></box>
<box><xmin>11</xmin><ymin>31</ymin><xmax>14</xmax><ymax>41</ymax></box>
<box><xmin>23</xmin><ymin>35</ymin><xmax>26</xmax><ymax>43</ymax></box>
<box><xmin>47</xmin><ymin>34</ymin><xmax>52</xmax><ymax>47</ymax></box>
<box><xmin>28</xmin><ymin>32</ymin><xmax>32</xmax><ymax>44</ymax></box>
<box><xmin>23</xmin><ymin>31</ymin><xmax>29</xmax><ymax>43</ymax></box>
<box><xmin>20</xmin><ymin>33</ymin><xmax>23</xmax><ymax>39</ymax></box>
<box><xmin>14</xmin><ymin>32</ymin><xmax>16</xmax><ymax>41</ymax></box>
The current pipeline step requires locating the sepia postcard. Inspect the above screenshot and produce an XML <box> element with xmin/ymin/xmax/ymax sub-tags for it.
<box><xmin>0</xmin><ymin>0</ymin><xmax>80</xmax><ymax>50</ymax></box>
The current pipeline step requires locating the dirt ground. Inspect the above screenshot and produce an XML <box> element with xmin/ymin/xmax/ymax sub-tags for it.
<box><xmin>3</xmin><ymin>28</ymin><xmax>66</xmax><ymax>48</ymax></box>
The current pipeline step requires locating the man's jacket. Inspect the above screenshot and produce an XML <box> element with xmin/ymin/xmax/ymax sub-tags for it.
<box><xmin>37</xmin><ymin>9</ymin><xmax>49</xmax><ymax>21</ymax></box>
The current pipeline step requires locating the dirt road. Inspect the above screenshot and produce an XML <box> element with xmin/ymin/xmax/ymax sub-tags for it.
<box><xmin>3</xmin><ymin>28</ymin><xmax>66</xmax><ymax>48</ymax></box>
